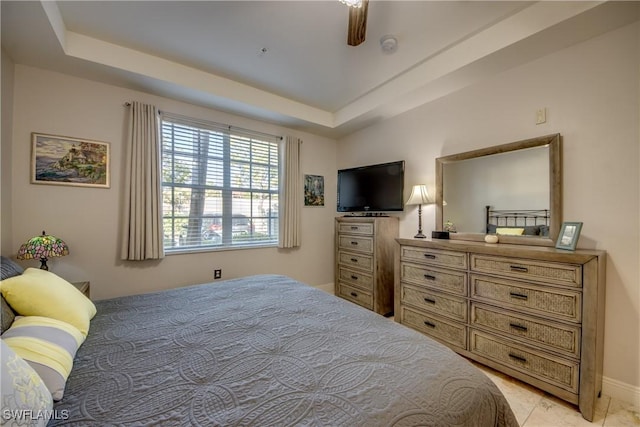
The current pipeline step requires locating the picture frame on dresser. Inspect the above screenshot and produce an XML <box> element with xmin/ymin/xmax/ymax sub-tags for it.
<box><xmin>556</xmin><ymin>222</ymin><xmax>583</xmax><ymax>251</ymax></box>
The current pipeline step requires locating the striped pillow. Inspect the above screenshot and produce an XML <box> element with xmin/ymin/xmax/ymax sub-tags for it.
<box><xmin>2</xmin><ymin>316</ymin><xmax>85</xmax><ymax>400</ymax></box>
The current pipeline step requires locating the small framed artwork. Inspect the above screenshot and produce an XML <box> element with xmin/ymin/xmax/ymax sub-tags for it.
<box><xmin>304</xmin><ymin>174</ymin><xmax>324</xmax><ymax>207</ymax></box>
<box><xmin>555</xmin><ymin>222</ymin><xmax>583</xmax><ymax>251</ymax></box>
<box><xmin>31</xmin><ymin>133</ymin><xmax>110</xmax><ymax>188</ymax></box>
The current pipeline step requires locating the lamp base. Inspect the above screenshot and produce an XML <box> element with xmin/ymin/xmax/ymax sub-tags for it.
<box><xmin>39</xmin><ymin>257</ymin><xmax>49</xmax><ymax>271</ymax></box>
<box><xmin>414</xmin><ymin>232</ymin><xmax>426</xmax><ymax>239</ymax></box>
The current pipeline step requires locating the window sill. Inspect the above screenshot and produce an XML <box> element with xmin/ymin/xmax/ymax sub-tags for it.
<box><xmin>164</xmin><ymin>242</ymin><xmax>278</xmax><ymax>255</ymax></box>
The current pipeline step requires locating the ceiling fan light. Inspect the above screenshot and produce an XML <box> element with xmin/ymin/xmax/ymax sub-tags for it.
<box><xmin>339</xmin><ymin>0</ymin><xmax>362</xmax><ymax>8</ymax></box>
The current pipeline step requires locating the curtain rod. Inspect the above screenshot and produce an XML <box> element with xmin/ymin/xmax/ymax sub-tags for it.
<box><xmin>124</xmin><ymin>101</ymin><xmax>166</xmax><ymax>118</ymax></box>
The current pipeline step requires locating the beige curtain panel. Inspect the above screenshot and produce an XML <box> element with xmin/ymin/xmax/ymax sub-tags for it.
<box><xmin>279</xmin><ymin>136</ymin><xmax>302</xmax><ymax>248</ymax></box>
<box><xmin>121</xmin><ymin>101</ymin><xmax>164</xmax><ymax>261</ymax></box>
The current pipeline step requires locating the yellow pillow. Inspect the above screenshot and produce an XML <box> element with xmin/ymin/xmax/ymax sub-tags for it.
<box><xmin>0</xmin><ymin>268</ymin><xmax>96</xmax><ymax>336</ymax></box>
<box><xmin>496</xmin><ymin>227</ymin><xmax>525</xmax><ymax>236</ymax></box>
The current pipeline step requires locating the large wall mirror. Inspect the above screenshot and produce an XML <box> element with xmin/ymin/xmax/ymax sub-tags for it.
<box><xmin>435</xmin><ymin>134</ymin><xmax>561</xmax><ymax>246</ymax></box>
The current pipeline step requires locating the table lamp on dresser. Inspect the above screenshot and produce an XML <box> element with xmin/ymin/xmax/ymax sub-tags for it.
<box><xmin>405</xmin><ymin>184</ymin><xmax>432</xmax><ymax>239</ymax></box>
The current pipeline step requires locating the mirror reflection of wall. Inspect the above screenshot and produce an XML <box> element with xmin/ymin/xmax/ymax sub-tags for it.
<box><xmin>442</xmin><ymin>145</ymin><xmax>549</xmax><ymax>233</ymax></box>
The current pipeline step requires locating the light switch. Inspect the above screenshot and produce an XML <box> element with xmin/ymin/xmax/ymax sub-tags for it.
<box><xmin>536</xmin><ymin>108</ymin><xmax>547</xmax><ymax>124</ymax></box>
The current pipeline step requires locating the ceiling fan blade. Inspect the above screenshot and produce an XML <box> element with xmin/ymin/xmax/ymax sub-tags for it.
<box><xmin>347</xmin><ymin>0</ymin><xmax>368</xmax><ymax>46</ymax></box>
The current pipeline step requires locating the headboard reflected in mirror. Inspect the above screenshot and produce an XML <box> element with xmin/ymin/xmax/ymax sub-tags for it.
<box><xmin>435</xmin><ymin>134</ymin><xmax>561</xmax><ymax>246</ymax></box>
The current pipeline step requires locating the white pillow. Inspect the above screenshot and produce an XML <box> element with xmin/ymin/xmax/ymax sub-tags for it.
<box><xmin>0</xmin><ymin>340</ymin><xmax>53</xmax><ymax>426</ymax></box>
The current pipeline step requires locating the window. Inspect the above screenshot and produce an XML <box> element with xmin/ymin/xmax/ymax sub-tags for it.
<box><xmin>161</xmin><ymin>114</ymin><xmax>280</xmax><ymax>252</ymax></box>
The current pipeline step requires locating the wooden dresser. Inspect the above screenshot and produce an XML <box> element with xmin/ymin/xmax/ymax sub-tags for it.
<box><xmin>335</xmin><ymin>216</ymin><xmax>398</xmax><ymax>315</ymax></box>
<box><xmin>395</xmin><ymin>238</ymin><xmax>606</xmax><ymax>421</ymax></box>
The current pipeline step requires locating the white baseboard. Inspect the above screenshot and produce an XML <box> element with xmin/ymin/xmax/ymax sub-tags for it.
<box><xmin>314</xmin><ymin>282</ymin><xmax>334</xmax><ymax>294</ymax></box>
<box><xmin>602</xmin><ymin>376</ymin><xmax>640</xmax><ymax>407</ymax></box>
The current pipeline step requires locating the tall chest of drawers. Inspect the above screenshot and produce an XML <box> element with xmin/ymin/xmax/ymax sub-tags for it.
<box><xmin>335</xmin><ymin>217</ymin><xmax>398</xmax><ymax>315</ymax></box>
<box><xmin>395</xmin><ymin>238</ymin><xmax>606</xmax><ymax>422</ymax></box>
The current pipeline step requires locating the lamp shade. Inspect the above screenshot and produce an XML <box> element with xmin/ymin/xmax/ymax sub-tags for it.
<box><xmin>17</xmin><ymin>231</ymin><xmax>69</xmax><ymax>270</ymax></box>
<box><xmin>405</xmin><ymin>184</ymin><xmax>432</xmax><ymax>206</ymax></box>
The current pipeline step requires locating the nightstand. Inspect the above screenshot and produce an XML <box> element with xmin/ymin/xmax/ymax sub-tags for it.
<box><xmin>72</xmin><ymin>281</ymin><xmax>90</xmax><ymax>299</ymax></box>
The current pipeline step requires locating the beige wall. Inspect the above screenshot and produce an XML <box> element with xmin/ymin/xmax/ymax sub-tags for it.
<box><xmin>1</xmin><ymin>49</ymin><xmax>15</xmax><ymax>255</ymax></box>
<box><xmin>7</xmin><ymin>66</ymin><xmax>337</xmax><ymax>299</ymax></box>
<box><xmin>338</xmin><ymin>23</ymin><xmax>640</xmax><ymax>400</ymax></box>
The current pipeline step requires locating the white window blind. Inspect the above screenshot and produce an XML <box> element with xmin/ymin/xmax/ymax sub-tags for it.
<box><xmin>161</xmin><ymin>113</ymin><xmax>280</xmax><ymax>251</ymax></box>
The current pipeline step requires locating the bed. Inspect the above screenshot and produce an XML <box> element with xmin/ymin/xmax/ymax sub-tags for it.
<box><xmin>485</xmin><ymin>205</ymin><xmax>550</xmax><ymax>236</ymax></box>
<box><xmin>1</xmin><ymin>263</ymin><xmax>517</xmax><ymax>426</ymax></box>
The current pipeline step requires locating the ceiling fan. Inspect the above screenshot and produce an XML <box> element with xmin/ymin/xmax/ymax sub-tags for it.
<box><xmin>343</xmin><ymin>0</ymin><xmax>369</xmax><ymax>46</ymax></box>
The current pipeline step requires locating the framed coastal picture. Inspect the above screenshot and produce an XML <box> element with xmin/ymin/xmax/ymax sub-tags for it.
<box><xmin>31</xmin><ymin>133</ymin><xmax>110</xmax><ymax>188</ymax></box>
<box><xmin>304</xmin><ymin>174</ymin><xmax>324</xmax><ymax>207</ymax></box>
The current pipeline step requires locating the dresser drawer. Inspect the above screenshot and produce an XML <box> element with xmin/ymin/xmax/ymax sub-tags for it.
<box><xmin>338</xmin><ymin>266</ymin><xmax>373</xmax><ymax>290</ymax></box>
<box><xmin>337</xmin><ymin>222</ymin><xmax>374</xmax><ymax>235</ymax></box>
<box><xmin>470</xmin><ymin>274</ymin><xmax>581</xmax><ymax>323</ymax></box>
<box><xmin>402</xmin><ymin>306</ymin><xmax>467</xmax><ymax>349</ymax></box>
<box><xmin>337</xmin><ymin>283</ymin><xmax>373</xmax><ymax>310</ymax></box>
<box><xmin>470</xmin><ymin>254</ymin><xmax>582</xmax><ymax>288</ymax></box>
<box><xmin>471</xmin><ymin>303</ymin><xmax>581</xmax><ymax>358</ymax></box>
<box><xmin>402</xmin><ymin>307</ymin><xmax>467</xmax><ymax>350</ymax></box>
<box><xmin>470</xmin><ymin>330</ymin><xmax>579</xmax><ymax>393</ymax></box>
<box><xmin>338</xmin><ymin>250</ymin><xmax>373</xmax><ymax>271</ymax></box>
<box><xmin>338</xmin><ymin>235</ymin><xmax>374</xmax><ymax>253</ymax></box>
<box><xmin>401</xmin><ymin>263</ymin><xmax>467</xmax><ymax>296</ymax></box>
<box><xmin>401</xmin><ymin>246</ymin><xmax>467</xmax><ymax>270</ymax></box>
<box><xmin>402</xmin><ymin>284</ymin><xmax>467</xmax><ymax>322</ymax></box>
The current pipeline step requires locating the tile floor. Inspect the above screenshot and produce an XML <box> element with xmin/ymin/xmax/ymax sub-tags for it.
<box><xmin>473</xmin><ymin>362</ymin><xmax>640</xmax><ymax>426</ymax></box>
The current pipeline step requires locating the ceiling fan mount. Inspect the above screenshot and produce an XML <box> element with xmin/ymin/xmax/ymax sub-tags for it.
<box><xmin>346</xmin><ymin>0</ymin><xmax>369</xmax><ymax>46</ymax></box>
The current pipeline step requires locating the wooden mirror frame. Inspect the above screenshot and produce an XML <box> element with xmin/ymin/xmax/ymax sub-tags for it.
<box><xmin>435</xmin><ymin>134</ymin><xmax>562</xmax><ymax>246</ymax></box>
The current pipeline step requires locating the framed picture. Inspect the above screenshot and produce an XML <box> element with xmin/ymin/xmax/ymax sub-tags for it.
<box><xmin>555</xmin><ymin>222</ymin><xmax>583</xmax><ymax>251</ymax></box>
<box><xmin>304</xmin><ymin>174</ymin><xmax>324</xmax><ymax>207</ymax></box>
<box><xmin>31</xmin><ymin>133</ymin><xmax>110</xmax><ymax>188</ymax></box>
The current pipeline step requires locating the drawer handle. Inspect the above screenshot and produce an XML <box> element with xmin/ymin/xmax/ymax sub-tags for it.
<box><xmin>510</xmin><ymin>265</ymin><xmax>529</xmax><ymax>273</ymax></box>
<box><xmin>508</xmin><ymin>353</ymin><xmax>528</xmax><ymax>363</ymax></box>
<box><xmin>509</xmin><ymin>323</ymin><xmax>528</xmax><ymax>332</ymax></box>
<box><xmin>350</xmin><ymin>258</ymin><xmax>358</xmax><ymax>262</ymax></box>
<box><xmin>509</xmin><ymin>292</ymin><xmax>529</xmax><ymax>300</ymax></box>
<box><xmin>350</xmin><ymin>241</ymin><xmax>359</xmax><ymax>246</ymax></box>
<box><xmin>424</xmin><ymin>254</ymin><xmax>436</xmax><ymax>259</ymax></box>
<box><xmin>424</xmin><ymin>274</ymin><xmax>436</xmax><ymax>281</ymax></box>
<box><xmin>350</xmin><ymin>292</ymin><xmax>358</xmax><ymax>297</ymax></box>
<box><xmin>423</xmin><ymin>321</ymin><xmax>436</xmax><ymax>328</ymax></box>
<box><xmin>350</xmin><ymin>226</ymin><xmax>359</xmax><ymax>230</ymax></box>
<box><xmin>423</xmin><ymin>297</ymin><xmax>436</xmax><ymax>305</ymax></box>
<box><xmin>350</xmin><ymin>275</ymin><xmax>359</xmax><ymax>281</ymax></box>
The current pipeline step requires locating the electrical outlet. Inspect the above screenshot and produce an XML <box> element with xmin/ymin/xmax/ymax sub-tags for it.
<box><xmin>214</xmin><ymin>269</ymin><xmax>222</xmax><ymax>279</ymax></box>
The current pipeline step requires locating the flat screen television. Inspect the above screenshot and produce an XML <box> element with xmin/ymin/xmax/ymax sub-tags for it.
<box><xmin>337</xmin><ymin>160</ymin><xmax>405</xmax><ymax>212</ymax></box>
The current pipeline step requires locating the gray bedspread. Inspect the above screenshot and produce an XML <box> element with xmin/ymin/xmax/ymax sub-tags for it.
<box><xmin>50</xmin><ymin>275</ymin><xmax>517</xmax><ymax>426</ymax></box>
